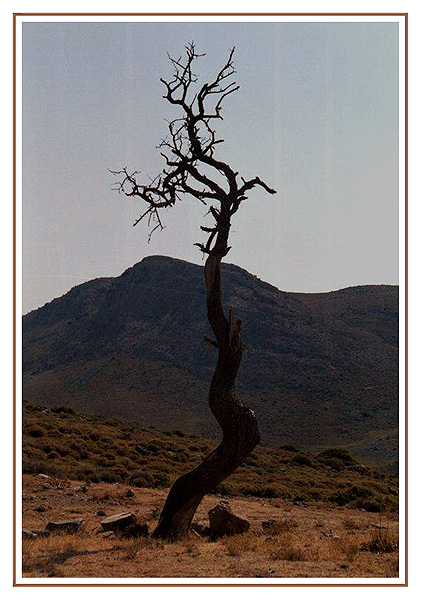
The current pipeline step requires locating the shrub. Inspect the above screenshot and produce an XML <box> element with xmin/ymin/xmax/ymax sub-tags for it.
<box><xmin>241</xmin><ymin>485</ymin><xmax>278</xmax><ymax>499</ymax></box>
<box><xmin>47</xmin><ymin>451</ymin><xmax>60</xmax><ymax>460</ymax></box>
<box><xmin>291</xmin><ymin>453</ymin><xmax>315</xmax><ymax>467</ymax></box>
<box><xmin>51</xmin><ymin>406</ymin><xmax>76</xmax><ymax>415</ymax></box>
<box><xmin>171</xmin><ymin>429</ymin><xmax>185</xmax><ymax>437</ymax></box>
<box><xmin>129</xmin><ymin>470</ymin><xmax>154</xmax><ymax>488</ymax></box>
<box><xmin>355</xmin><ymin>498</ymin><xmax>382</xmax><ymax>512</ymax></box>
<box><xmin>22</xmin><ymin>459</ymin><xmax>62</xmax><ymax>477</ymax></box>
<box><xmin>329</xmin><ymin>485</ymin><xmax>374</xmax><ymax>507</ymax></box>
<box><xmin>146</xmin><ymin>441</ymin><xmax>161</xmax><ymax>454</ymax></box>
<box><xmin>152</xmin><ymin>472</ymin><xmax>171</xmax><ymax>488</ymax></box>
<box><xmin>321</xmin><ymin>457</ymin><xmax>347</xmax><ymax>471</ymax></box>
<box><xmin>27</xmin><ymin>426</ymin><xmax>45</xmax><ymax>438</ymax></box>
<box><xmin>211</xmin><ymin>482</ymin><xmax>235</xmax><ymax>496</ymax></box>
<box><xmin>279</xmin><ymin>444</ymin><xmax>299</xmax><ymax>452</ymax></box>
<box><xmin>318</xmin><ymin>448</ymin><xmax>356</xmax><ymax>464</ymax></box>
<box><xmin>308</xmin><ymin>489</ymin><xmax>323</xmax><ymax>501</ymax></box>
<box><xmin>98</xmin><ymin>469</ymin><xmax>120</xmax><ymax>483</ymax></box>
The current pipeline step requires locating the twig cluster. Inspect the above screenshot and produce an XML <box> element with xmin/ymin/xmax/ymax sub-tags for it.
<box><xmin>111</xmin><ymin>42</ymin><xmax>276</xmax><ymax>257</ymax></box>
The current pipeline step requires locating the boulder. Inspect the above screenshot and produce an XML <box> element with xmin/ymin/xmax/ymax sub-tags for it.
<box><xmin>125</xmin><ymin>489</ymin><xmax>135</xmax><ymax>498</ymax></box>
<box><xmin>100</xmin><ymin>512</ymin><xmax>137</xmax><ymax>532</ymax></box>
<box><xmin>22</xmin><ymin>529</ymin><xmax>37</xmax><ymax>539</ymax></box>
<box><xmin>208</xmin><ymin>503</ymin><xmax>250</xmax><ymax>538</ymax></box>
<box><xmin>46</xmin><ymin>518</ymin><xmax>83</xmax><ymax>533</ymax></box>
<box><xmin>191</xmin><ymin>521</ymin><xmax>210</xmax><ymax>537</ymax></box>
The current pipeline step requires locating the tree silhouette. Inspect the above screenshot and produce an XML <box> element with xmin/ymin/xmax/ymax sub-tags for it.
<box><xmin>112</xmin><ymin>43</ymin><xmax>276</xmax><ymax>540</ymax></box>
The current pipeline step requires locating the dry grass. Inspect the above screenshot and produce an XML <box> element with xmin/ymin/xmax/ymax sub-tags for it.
<box><xmin>224</xmin><ymin>533</ymin><xmax>257</xmax><ymax>556</ymax></box>
<box><xmin>360</xmin><ymin>530</ymin><xmax>399</xmax><ymax>554</ymax></box>
<box><xmin>22</xmin><ymin>474</ymin><xmax>399</xmax><ymax>579</ymax></box>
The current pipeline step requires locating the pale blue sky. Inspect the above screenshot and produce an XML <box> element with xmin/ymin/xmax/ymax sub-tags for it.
<box><xmin>22</xmin><ymin>20</ymin><xmax>399</xmax><ymax>313</ymax></box>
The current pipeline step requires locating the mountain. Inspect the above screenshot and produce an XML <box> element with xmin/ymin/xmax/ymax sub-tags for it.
<box><xmin>22</xmin><ymin>256</ymin><xmax>399</xmax><ymax>468</ymax></box>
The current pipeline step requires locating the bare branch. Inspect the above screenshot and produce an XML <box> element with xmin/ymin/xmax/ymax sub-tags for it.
<box><xmin>112</xmin><ymin>44</ymin><xmax>276</xmax><ymax>255</ymax></box>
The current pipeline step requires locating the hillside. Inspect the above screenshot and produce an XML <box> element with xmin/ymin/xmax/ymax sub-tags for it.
<box><xmin>21</xmin><ymin>403</ymin><xmax>399</xmax><ymax>579</ymax></box>
<box><xmin>22</xmin><ymin>256</ymin><xmax>399</xmax><ymax>467</ymax></box>
<box><xmin>22</xmin><ymin>402</ymin><xmax>398</xmax><ymax>511</ymax></box>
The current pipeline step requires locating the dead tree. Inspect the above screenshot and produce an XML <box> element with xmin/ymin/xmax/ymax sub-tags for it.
<box><xmin>112</xmin><ymin>43</ymin><xmax>276</xmax><ymax>540</ymax></box>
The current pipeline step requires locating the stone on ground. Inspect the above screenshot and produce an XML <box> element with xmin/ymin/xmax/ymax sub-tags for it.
<box><xmin>100</xmin><ymin>512</ymin><xmax>137</xmax><ymax>532</ymax></box>
<box><xmin>46</xmin><ymin>518</ymin><xmax>83</xmax><ymax>533</ymax></box>
<box><xmin>208</xmin><ymin>502</ymin><xmax>250</xmax><ymax>538</ymax></box>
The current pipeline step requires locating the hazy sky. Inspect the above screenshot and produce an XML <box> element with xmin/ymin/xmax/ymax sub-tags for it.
<box><xmin>22</xmin><ymin>20</ymin><xmax>399</xmax><ymax>314</ymax></box>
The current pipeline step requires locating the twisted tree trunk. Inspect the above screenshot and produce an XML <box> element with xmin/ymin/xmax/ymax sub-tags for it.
<box><xmin>152</xmin><ymin>254</ymin><xmax>260</xmax><ymax>540</ymax></box>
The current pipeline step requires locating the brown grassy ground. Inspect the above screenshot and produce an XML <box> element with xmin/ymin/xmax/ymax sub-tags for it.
<box><xmin>22</xmin><ymin>474</ymin><xmax>399</xmax><ymax>579</ymax></box>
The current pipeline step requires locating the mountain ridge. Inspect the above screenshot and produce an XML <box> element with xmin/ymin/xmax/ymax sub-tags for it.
<box><xmin>22</xmin><ymin>255</ymin><xmax>398</xmax><ymax>469</ymax></box>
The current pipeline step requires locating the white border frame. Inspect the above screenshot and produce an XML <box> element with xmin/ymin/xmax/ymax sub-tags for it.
<box><xmin>14</xmin><ymin>12</ymin><xmax>407</xmax><ymax>587</ymax></box>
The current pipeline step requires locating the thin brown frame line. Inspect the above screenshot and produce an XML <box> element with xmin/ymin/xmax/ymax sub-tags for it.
<box><xmin>13</xmin><ymin>11</ymin><xmax>17</xmax><ymax>589</ymax></box>
<box><xmin>13</xmin><ymin>12</ymin><xmax>408</xmax><ymax>587</ymax></box>
<box><xmin>13</xmin><ymin>583</ymin><xmax>409</xmax><ymax>588</ymax></box>
<box><xmin>14</xmin><ymin>12</ymin><xmax>408</xmax><ymax>16</ymax></box>
<box><xmin>404</xmin><ymin>11</ymin><xmax>409</xmax><ymax>588</ymax></box>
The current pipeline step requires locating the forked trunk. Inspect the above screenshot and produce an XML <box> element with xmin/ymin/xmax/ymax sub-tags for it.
<box><xmin>152</xmin><ymin>255</ymin><xmax>260</xmax><ymax>540</ymax></box>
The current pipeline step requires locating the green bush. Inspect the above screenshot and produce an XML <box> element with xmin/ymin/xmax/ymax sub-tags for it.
<box><xmin>355</xmin><ymin>498</ymin><xmax>382</xmax><ymax>512</ymax></box>
<box><xmin>318</xmin><ymin>448</ymin><xmax>356</xmax><ymax>464</ymax></box>
<box><xmin>329</xmin><ymin>485</ymin><xmax>374</xmax><ymax>506</ymax></box>
<box><xmin>128</xmin><ymin>470</ymin><xmax>154</xmax><ymax>488</ymax></box>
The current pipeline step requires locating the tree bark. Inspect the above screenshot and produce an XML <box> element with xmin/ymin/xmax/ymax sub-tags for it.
<box><xmin>152</xmin><ymin>254</ymin><xmax>260</xmax><ymax>540</ymax></box>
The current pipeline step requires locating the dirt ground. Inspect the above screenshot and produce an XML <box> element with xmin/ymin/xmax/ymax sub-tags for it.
<box><xmin>21</xmin><ymin>474</ymin><xmax>399</xmax><ymax>579</ymax></box>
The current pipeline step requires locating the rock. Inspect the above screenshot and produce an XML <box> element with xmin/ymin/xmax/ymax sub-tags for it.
<box><xmin>125</xmin><ymin>489</ymin><xmax>135</xmax><ymax>498</ymax></box>
<box><xmin>191</xmin><ymin>521</ymin><xmax>210</xmax><ymax>536</ymax></box>
<box><xmin>208</xmin><ymin>503</ymin><xmax>250</xmax><ymax>539</ymax></box>
<box><xmin>119</xmin><ymin>523</ymin><xmax>149</xmax><ymax>538</ymax></box>
<box><xmin>46</xmin><ymin>518</ymin><xmax>83</xmax><ymax>533</ymax></box>
<box><xmin>38</xmin><ymin>474</ymin><xmax>50</xmax><ymax>480</ymax></box>
<box><xmin>33</xmin><ymin>530</ymin><xmax>51</xmax><ymax>538</ymax></box>
<box><xmin>262</xmin><ymin>519</ymin><xmax>281</xmax><ymax>533</ymax></box>
<box><xmin>34</xmin><ymin>505</ymin><xmax>47</xmax><ymax>513</ymax></box>
<box><xmin>100</xmin><ymin>512</ymin><xmax>137</xmax><ymax>532</ymax></box>
<box><xmin>151</xmin><ymin>508</ymin><xmax>161</xmax><ymax>519</ymax></box>
<box><xmin>96</xmin><ymin>510</ymin><xmax>106</xmax><ymax>517</ymax></box>
<box><xmin>22</xmin><ymin>529</ymin><xmax>37</xmax><ymax>539</ymax></box>
<box><xmin>100</xmin><ymin>531</ymin><xmax>115</xmax><ymax>539</ymax></box>
<box><xmin>73</xmin><ymin>485</ymin><xmax>88</xmax><ymax>493</ymax></box>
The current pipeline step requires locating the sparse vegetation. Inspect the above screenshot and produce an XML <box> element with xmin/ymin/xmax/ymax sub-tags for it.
<box><xmin>360</xmin><ymin>530</ymin><xmax>399</xmax><ymax>554</ymax></box>
<box><xmin>22</xmin><ymin>402</ymin><xmax>399</xmax><ymax>512</ymax></box>
<box><xmin>21</xmin><ymin>469</ymin><xmax>399</xmax><ymax>578</ymax></box>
